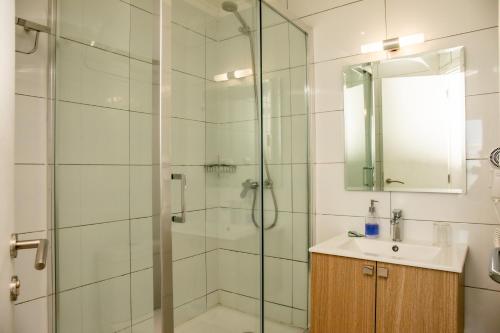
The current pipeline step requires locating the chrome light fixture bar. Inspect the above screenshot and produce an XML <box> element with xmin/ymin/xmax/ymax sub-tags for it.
<box><xmin>361</xmin><ymin>33</ymin><xmax>425</xmax><ymax>54</ymax></box>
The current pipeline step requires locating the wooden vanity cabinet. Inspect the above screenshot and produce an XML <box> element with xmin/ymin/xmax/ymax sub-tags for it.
<box><xmin>311</xmin><ymin>254</ymin><xmax>464</xmax><ymax>333</ymax></box>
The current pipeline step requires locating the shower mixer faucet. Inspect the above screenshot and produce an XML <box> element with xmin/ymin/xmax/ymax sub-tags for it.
<box><xmin>240</xmin><ymin>179</ymin><xmax>258</xmax><ymax>198</ymax></box>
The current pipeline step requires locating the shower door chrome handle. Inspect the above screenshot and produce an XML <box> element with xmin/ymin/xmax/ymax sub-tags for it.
<box><xmin>171</xmin><ymin>173</ymin><xmax>186</xmax><ymax>223</ymax></box>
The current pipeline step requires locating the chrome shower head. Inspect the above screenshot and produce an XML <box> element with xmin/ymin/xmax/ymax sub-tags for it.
<box><xmin>221</xmin><ymin>1</ymin><xmax>238</xmax><ymax>12</ymax></box>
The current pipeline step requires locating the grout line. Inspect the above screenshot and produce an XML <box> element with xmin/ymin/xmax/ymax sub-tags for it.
<box><xmin>465</xmin><ymin>285</ymin><xmax>500</xmax><ymax>293</ymax></box>
<box><xmin>293</xmin><ymin>0</ymin><xmax>363</xmax><ymax>20</ymax></box>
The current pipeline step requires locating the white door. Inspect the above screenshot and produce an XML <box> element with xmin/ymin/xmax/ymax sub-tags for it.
<box><xmin>0</xmin><ymin>0</ymin><xmax>16</xmax><ymax>331</ymax></box>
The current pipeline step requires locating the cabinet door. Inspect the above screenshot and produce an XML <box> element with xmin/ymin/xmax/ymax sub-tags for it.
<box><xmin>311</xmin><ymin>254</ymin><xmax>376</xmax><ymax>333</ymax></box>
<box><xmin>376</xmin><ymin>263</ymin><xmax>464</xmax><ymax>333</ymax></box>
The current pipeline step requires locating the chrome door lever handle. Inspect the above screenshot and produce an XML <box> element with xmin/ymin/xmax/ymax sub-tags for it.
<box><xmin>10</xmin><ymin>234</ymin><xmax>48</xmax><ymax>270</ymax></box>
<box><xmin>171</xmin><ymin>173</ymin><xmax>187</xmax><ymax>223</ymax></box>
<box><xmin>385</xmin><ymin>178</ymin><xmax>405</xmax><ymax>185</ymax></box>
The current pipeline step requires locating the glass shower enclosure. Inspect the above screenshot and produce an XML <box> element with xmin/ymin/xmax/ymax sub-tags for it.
<box><xmin>52</xmin><ymin>0</ymin><xmax>309</xmax><ymax>332</ymax></box>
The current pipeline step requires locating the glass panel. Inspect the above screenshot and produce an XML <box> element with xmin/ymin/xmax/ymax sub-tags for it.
<box><xmin>261</xmin><ymin>3</ymin><xmax>309</xmax><ymax>333</ymax></box>
<box><xmin>54</xmin><ymin>0</ymin><xmax>159</xmax><ymax>332</ymax></box>
<box><xmin>170</xmin><ymin>1</ymin><xmax>261</xmax><ymax>333</ymax></box>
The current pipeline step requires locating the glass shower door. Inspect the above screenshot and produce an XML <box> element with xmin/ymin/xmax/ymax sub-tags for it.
<box><xmin>261</xmin><ymin>3</ymin><xmax>309</xmax><ymax>332</ymax></box>
<box><xmin>170</xmin><ymin>1</ymin><xmax>262</xmax><ymax>332</ymax></box>
<box><xmin>54</xmin><ymin>0</ymin><xmax>160</xmax><ymax>332</ymax></box>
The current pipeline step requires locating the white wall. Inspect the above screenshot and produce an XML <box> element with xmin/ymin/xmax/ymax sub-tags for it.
<box><xmin>13</xmin><ymin>0</ymin><xmax>51</xmax><ymax>332</ymax></box>
<box><xmin>0</xmin><ymin>0</ymin><xmax>16</xmax><ymax>331</ymax></box>
<box><xmin>288</xmin><ymin>0</ymin><xmax>500</xmax><ymax>332</ymax></box>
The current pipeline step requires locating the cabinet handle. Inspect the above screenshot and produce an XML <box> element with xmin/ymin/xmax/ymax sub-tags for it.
<box><xmin>377</xmin><ymin>267</ymin><xmax>389</xmax><ymax>278</ymax></box>
<box><xmin>362</xmin><ymin>265</ymin><xmax>374</xmax><ymax>276</ymax></box>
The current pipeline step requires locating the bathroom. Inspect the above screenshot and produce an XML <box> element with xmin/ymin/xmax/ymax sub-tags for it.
<box><xmin>0</xmin><ymin>0</ymin><xmax>498</xmax><ymax>332</ymax></box>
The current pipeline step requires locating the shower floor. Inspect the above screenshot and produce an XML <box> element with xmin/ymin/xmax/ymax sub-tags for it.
<box><xmin>175</xmin><ymin>305</ymin><xmax>304</xmax><ymax>333</ymax></box>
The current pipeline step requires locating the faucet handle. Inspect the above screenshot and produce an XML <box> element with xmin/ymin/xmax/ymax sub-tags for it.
<box><xmin>392</xmin><ymin>209</ymin><xmax>402</xmax><ymax>219</ymax></box>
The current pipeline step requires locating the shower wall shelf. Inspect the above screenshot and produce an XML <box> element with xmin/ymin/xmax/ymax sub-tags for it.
<box><xmin>15</xmin><ymin>17</ymin><xmax>50</xmax><ymax>55</ymax></box>
<box><xmin>205</xmin><ymin>163</ymin><xmax>237</xmax><ymax>175</ymax></box>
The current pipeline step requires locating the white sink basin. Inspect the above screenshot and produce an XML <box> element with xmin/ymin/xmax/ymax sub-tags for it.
<box><xmin>310</xmin><ymin>235</ymin><xmax>468</xmax><ymax>273</ymax></box>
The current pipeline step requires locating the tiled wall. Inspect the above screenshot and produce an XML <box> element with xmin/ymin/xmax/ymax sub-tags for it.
<box><xmin>54</xmin><ymin>0</ymin><xmax>155</xmax><ymax>332</ymax></box>
<box><xmin>14</xmin><ymin>0</ymin><xmax>51</xmax><ymax>332</ymax></box>
<box><xmin>288</xmin><ymin>0</ymin><xmax>500</xmax><ymax>332</ymax></box>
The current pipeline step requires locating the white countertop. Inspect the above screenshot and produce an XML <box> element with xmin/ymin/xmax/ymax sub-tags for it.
<box><xmin>309</xmin><ymin>234</ymin><xmax>468</xmax><ymax>273</ymax></box>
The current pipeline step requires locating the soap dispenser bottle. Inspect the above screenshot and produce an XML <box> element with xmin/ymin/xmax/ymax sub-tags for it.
<box><xmin>365</xmin><ymin>200</ymin><xmax>380</xmax><ymax>239</ymax></box>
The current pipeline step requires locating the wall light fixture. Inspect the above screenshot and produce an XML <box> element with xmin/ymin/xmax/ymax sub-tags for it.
<box><xmin>361</xmin><ymin>33</ymin><xmax>425</xmax><ymax>54</ymax></box>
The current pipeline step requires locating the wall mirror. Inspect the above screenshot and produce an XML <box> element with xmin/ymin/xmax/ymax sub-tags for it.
<box><xmin>343</xmin><ymin>46</ymin><xmax>466</xmax><ymax>193</ymax></box>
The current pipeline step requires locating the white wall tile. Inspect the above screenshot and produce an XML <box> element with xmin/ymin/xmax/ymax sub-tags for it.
<box><xmin>262</xmin><ymin>23</ymin><xmax>290</xmax><ymax>72</ymax></box>
<box><xmin>292</xmin><ymin>164</ymin><xmax>308</xmax><ymax>214</ymax></box>
<box><xmin>58</xmin><ymin>0</ymin><xmax>130</xmax><ymax>55</ymax></box>
<box><xmin>301</xmin><ymin>0</ymin><xmax>386</xmax><ymax>62</ymax></box>
<box><xmin>263</xmin><ymin>69</ymin><xmax>291</xmax><ymax>118</ymax></box>
<box><xmin>264</xmin><ymin>256</ymin><xmax>292</xmax><ymax>306</ymax></box>
<box><xmin>16</xmin><ymin>0</ymin><xmax>48</xmax><ymax>25</ymax></box>
<box><xmin>16</xmin><ymin>32</ymin><xmax>48</xmax><ymax>98</ymax></box>
<box><xmin>264</xmin><ymin>302</ymin><xmax>292</xmax><ymax>325</ymax></box>
<box><xmin>264</xmin><ymin>211</ymin><xmax>293</xmax><ymax>259</ymax></box>
<box><xmin>131</xmin><ymin>268</ymin><xmax>154</xmax><ymax>324</ymax></box>
<box><xmin>58</xmin><ymin>220</ymin><xmax>130</xmax><ymax>289</ymax></box>
<box><xmin>464</xmin><ymin>287</ymin><xmax>500</xmax><ymax>333</ymax></box>
<box><xmin>172</xmin><ymin>70</ymin><xmax>206</xmax><ymax>121</ymax></box>
<box><xmin>292</xmin><ymin>212</ymin><xmax>309</xmax><ymax>261</ymax></box>
<box><xmin>291</xmin><ymin>115</ymin><xmax>308</xmax><ymax>164</ymax></box>
<box><xmin>466</xmin><ymin>93</ymin><xmax>499</xmax><ymax>160</ymax></box>
<box><xmin>218</xmin><ymin>249</ymin><xmax>259</xmax><ymax>298</ymax></box>
<box><xmin>55</xmin><ymin>102</ymin><xmax>129</xmax><ymax>165</ymax></box>
<box><xmin>316</xmin><ymin>163</ymin><xmax>390</xmax><ymax>217</ymax></box>
<box><xmin>15</xmin><ymin>165</ymin><xmax>47</xmax><ymax>233</ymax></box>
<box><xmin>173</xmin><ymin>254</ymin><xmax>206</xmax><ymax>307</ymax></box>
<box><xmin>172</xmin><ymin>0</ymin><xmax>210</xmax><ymax>36</ymax></box>
<box><xmin>209</xmin><ymin>207</ymin><xmax>259</xmax><ymax>254</ymax></box>
<box><xmin>130</xmin><ymin>112</ymin><xmax>153</xmax><ymax>165</ymax></box>
<box><xmin>130</xmin><ymin>59</ymin><xmax>153</xmax><ymax>113</ymax></box>
<box><xmin>289</xmin><ymin>25</ymin><xmax>307</xmax><ymax>68</ymax></box>
<box><xmin>315</xmin><ymin>111</ymin><xmax>344</xmax><ymax>163</ymax></box>
<box><xmin>131</xmin><ymin>217</ymin><xmax>153</xmax><ymax>271</ymax></box>
<box><xmin>57</xmin><ymin>38</ymin><xmax>129</xmax><ymax>110</ymax></box>
<box><xmin>206</xmin><ymin>251</ymin><xmax>218</xmax><ymax>294</ymax></box>
<box><xmin>131</xmin><ymin>7</ymin><xmax>153</xmax><ymax>63</ymax></box>
<box><xmin>130</xmin><ymin>166</ymin><xmax>153</xmax><ymax>218</ymax></box>
<box><xmin>290</xmin><ymin>66</ymin><xmax>308</xmax><ymax>115</ymax></box>
<box><xmin>56</xmin><ymin>166</ymin><xmax>129</xmax><ymax>228</ymax></box>
<box><xmin>315</xmin><ymin>214</ymin><xmax>365</xmax><ymax>243</ymax></box>
<box><xmin>171</xmin><ymin>118</ymin><xmax>205</xmax><ymax>165</ymax></box>
<box><xmin>172</xmin><ymin>23</ymin><xmax>205</xmax><ymax>78</ymax></box>
<box><xmin>288</xmin><ymin>0</ymin><xmax>357</xmax><ymax>18</ymax></box>
<box><xmin>172</xmin><ymin>210</ymin><xmax>206</xmax><ymax>260</ymax></box>
<box><xmin>82</xmin><ymin>275</ymin><xmax>131</xmax><ymax>332</ymax></box>
<box><xmin>386</xmin><ymin>0</ymin><xmax>498</xmax><ymax>41</ymax></box>
<box><xmin>15</xmin><ymin>95</ymin><xmax>47</xmax><ymax>164</ymax></box>
<box><xmin>206</xmin><ymin>35</ymin><xmax>250</xmax><ymax>80</ymax></box>
<box><xmin>292</xmin><ymin>261</ymin><xmax>308</xmax><ymax>310</ymax></box>
<box><xmin>174</xmin><ymin>296</ymin><xmax>207</xmax><ymax>327</ymax></box>
<box><xmin>391</xmin><ymin>160</ymin><xmax>499</xmax><ymax>224</ymax></box>
<box><xmin>15</xmin><ymin>297</ymin><xmax>48</xmax><ymax>333</ymax></box>
<box><xmin>265</xmin><ymin>164</ymin><xmax>292</xmax><ymax>212</ymax></box>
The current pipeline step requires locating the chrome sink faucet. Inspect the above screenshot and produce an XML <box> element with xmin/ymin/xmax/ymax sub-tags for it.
<box><xmin>390</xmin><ymin>209</ymin><xmax>403</xmax><ymax>242</ymax></box>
